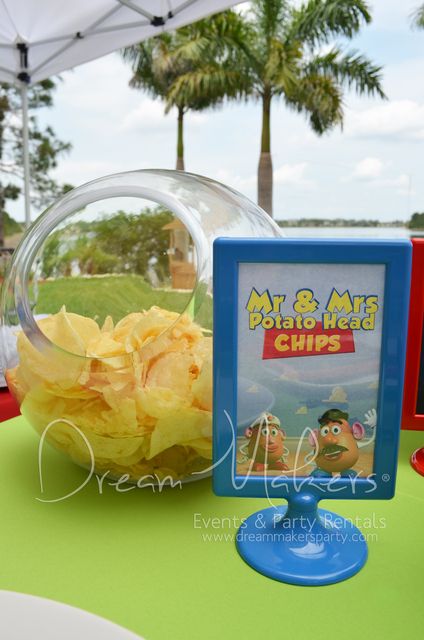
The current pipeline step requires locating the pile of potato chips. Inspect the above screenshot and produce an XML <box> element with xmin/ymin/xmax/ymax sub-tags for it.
<box><xmin>6</xmin><ymin>306</ymin><xmax>212</xmax><ymax>482</ymax></box>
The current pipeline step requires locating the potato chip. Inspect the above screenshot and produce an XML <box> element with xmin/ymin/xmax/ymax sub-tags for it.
<box><xmin>101</xmin><ymin>315</ymin><xmax>114</xmax><ymax>333</ymax></box>
<box><xmin>183</xmin><ymin>437</ymin><xmax>213</xmax><ymax>460</ymax></box>
<box><xmin>148</xmin><ymin>406</ymin><xmax>212</xmax><ymax>459</ymax></box>
<box><xmin>146</xmin><ymin>352</ymin><xmax>197</xmax><ymax>399</ymax></box>
<box><xmin>5</xmin><ymin>366</ymin><xmax>28</xmax><ymax>404</ymax></box>
<box><xmin>136</xmin><ymin>385</ymin><xmax>191</xmax><ymax>418</ymax></box>
<box><xmin>41</xmin><ymin>306</ymin><xmax>101</xmax><ymax>352</ymax></box>
<box><xmin>192</xmin><ymin>354</ymin><xmax>212</xmax><ymax>411</ymax></box>
<box><xmin>87</xmin><ymin>334</ymin><xmax>127</xmax><ymax>359</ymax></box>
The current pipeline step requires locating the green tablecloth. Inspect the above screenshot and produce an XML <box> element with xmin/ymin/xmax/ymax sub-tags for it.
<box><xmin>0</xmin><ymin>416</ymin><xmax>423</xmax><ymax>640</ymax></box>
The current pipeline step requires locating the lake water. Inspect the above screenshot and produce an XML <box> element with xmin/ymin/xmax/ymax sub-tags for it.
<box><xmin>281</xmin><ymin>226</ymin><xmax>422</xmax><ymax>239</ymax></box>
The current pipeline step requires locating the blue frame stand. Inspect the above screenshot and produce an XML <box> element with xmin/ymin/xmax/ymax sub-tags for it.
<box><xmin>236</xmin><ymin>493</ymin><xmax>368</xmax><ymax>586</ymax></box>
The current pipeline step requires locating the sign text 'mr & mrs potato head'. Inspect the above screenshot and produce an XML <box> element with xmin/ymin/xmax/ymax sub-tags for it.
<box><xmin>246</xmin><ymin>287</ymin><xmax>380</xmax><ymax>358</ymax></box>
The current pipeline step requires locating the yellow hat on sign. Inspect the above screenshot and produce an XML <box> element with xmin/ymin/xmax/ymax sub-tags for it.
<box><xmin>251</xmin><ymin>412</ymin><xmax>281</xmax><ymax>430</ymax></box>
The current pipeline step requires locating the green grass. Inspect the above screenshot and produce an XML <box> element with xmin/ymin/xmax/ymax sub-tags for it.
<box><xmin>34</xmin><ymin>275</ymin><xmax>212</xmax><ymax>330</ymax></box>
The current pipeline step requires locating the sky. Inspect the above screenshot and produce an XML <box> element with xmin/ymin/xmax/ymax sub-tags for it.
<box><xmin>15</xmin><ymin>0</ymin><xmax>424</xmax><ymax>223</ymax></box>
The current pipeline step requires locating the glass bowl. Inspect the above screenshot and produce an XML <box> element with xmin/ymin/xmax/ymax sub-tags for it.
<box><xmin>0</xmin><ymin>170</ymin><xmax>281</xmax><ymax>484</ymax></box>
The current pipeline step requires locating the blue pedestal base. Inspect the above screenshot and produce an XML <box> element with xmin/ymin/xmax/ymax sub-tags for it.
<box><xmin>236</xmin><ymin>494</ymin><xmax>368</xmax><ymax>586</ymax></box>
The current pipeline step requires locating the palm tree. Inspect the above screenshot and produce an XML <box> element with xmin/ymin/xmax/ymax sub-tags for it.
<box><xmin>169</xmin><ymin>1</ymin><xmax>385</xmax><ymax>216</ymax></box>
<box><xmin>412</xmin><ymin>4</ymin><xmax>424</xmax><ymax>28</ymax></box>
<box><xmin>123</xmin><ymin>14</ymin><xmax>241</xmax><ymax>170</ymax></box>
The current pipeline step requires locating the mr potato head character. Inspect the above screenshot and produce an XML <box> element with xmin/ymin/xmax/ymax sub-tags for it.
<box><xmin>308</xmin><ymin>408</ymin><xmax>377</xmax><ymax>478</ymax></box>
<box><xmin>243</xmin><ymin>412</ymin><xmax>289</xmax><ymax>473</ymax></box>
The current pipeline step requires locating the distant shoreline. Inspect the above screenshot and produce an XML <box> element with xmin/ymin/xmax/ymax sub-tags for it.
<box><xmin>277</xmin><ymin>218</ymin><xmax>407</xmax><ymax>228</ymax></box>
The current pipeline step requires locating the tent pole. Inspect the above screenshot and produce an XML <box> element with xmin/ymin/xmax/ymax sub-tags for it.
<box><xmin>21</xmin><ymin>82</ymin><xmax>31</xmax><ymax>228</ymax></box>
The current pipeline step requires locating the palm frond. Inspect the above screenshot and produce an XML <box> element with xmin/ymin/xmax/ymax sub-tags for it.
<box><xmin>285</xmin><ymin>74</ymin><xmax>344</xmax><ymax>135</ymax></box>
<box><xmin>412</xmin><ymin>4</ymin><xmax>424</xmax><ymax>28</ymax></box>
<box><xmin>265</xmin><ymin>38</ymin><xmax>302</xmax><ymax>95</ymax></box>
<box><xmin>166</xmin><ymin>65</ymin><xmax>250</xmax><ymax>111</ymax></box>
<box><xmin>290</xmin><ymin>0</ymin><xmax>372</xmax><ymax>45</ymax></box>
<box><xmin>306</xmin><ymin>48</ymin><xmax>386</xmax><ymax>99</ymax></box>
<box><xmin>171</xmin><ymin>10</ymin><xmax>257</xmax><ymax>71</ymax></box>
<box><xmin>250</xmin><ymin>0</ymin><xmax>290</xmax><ymax>39</ymax></box>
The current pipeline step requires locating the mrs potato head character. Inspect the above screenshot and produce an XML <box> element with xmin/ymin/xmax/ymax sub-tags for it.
<box><xmin>308</xmin><ymin>408</ymin><xmax>377</xmax><ymax>478</ymax></box>
<box><xmin>242</xmin><ymin>412</ymin><xmax>289</xmax><ymax>473</ymax></box>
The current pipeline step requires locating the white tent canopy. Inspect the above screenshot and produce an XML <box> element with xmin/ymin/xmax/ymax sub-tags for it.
<box><xmin>0</xmin><ymin>0</ymin><xmax>238</xmax><ymax>83</ymax></box>
<box><xmin>0</xmin><ymin>0</ymin><xmax>238</xmax><ymax>223</ymax></box>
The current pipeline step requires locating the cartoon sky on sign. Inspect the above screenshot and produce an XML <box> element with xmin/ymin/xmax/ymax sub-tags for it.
<box><xmin>236</xmin><ymin>262</ymin><xmax>385</xmax><ymax>477</ymax></box>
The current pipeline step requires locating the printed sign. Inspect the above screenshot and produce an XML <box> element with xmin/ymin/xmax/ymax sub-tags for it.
<box><xmin>238</xmin><ymin>261</ymin><xmax>384</xmax><ymax>479</ymax></box>
<box><xmin>213</xmin><ymin>238</ymin><xmax>411</xmax><ymax>499</ymax></box>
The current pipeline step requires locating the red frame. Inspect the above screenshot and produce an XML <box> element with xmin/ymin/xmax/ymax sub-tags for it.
<box><xmin>402</xmin><ymin>238</ymin><xmax>424</xmax><ymax>430</ymax></box>
<box><xmin>0</xmin><ymin>388</ymin><xmax>20</xmax><ymax>422</ymax></box>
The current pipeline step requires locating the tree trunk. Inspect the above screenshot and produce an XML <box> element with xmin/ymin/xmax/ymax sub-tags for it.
<box><xmin>173</xmin><ymin>106</ymin><xmax>192</xmax><ymax>286</ymax></box>
<box><xmin>0</xmin><ymin>109</ymin><xmax>4</xmax><ymax>247</ymax></box>
<box><xmin>0</xmin><ymin>191</ymin><xmax>4</xmax><ymax>249</ymax></box>
<box><xmin>176</xmin><ymin>107</ymin><xmax>185</xmax><ymax>171</ymax></box>
<box><xmin>257</xmin><ymin>90</ymin><xmax>273</xmax><ymax>216</ymax></box>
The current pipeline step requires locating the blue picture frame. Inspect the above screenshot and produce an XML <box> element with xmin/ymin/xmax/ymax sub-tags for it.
<box><xmin>213</xmin><ymin>238</ymin><xmax>412</xmax><ymax>500</ymax></box>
